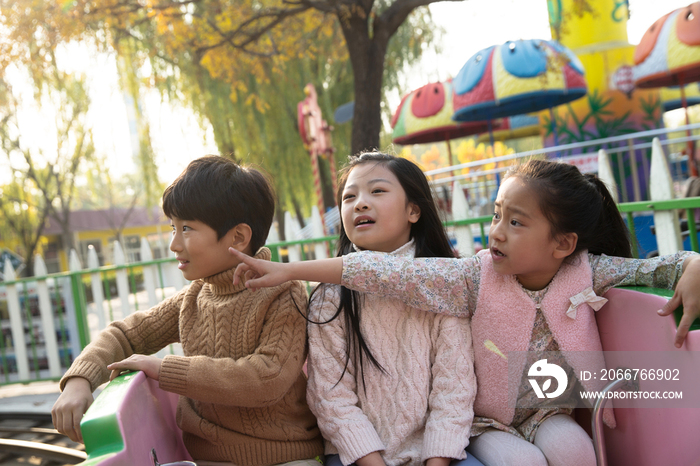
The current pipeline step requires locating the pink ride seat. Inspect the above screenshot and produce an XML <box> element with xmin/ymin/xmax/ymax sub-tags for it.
<box><xmin>76</xmin><ymin>287</ymin><xmax>699</xmax><ymax>465</ymax></box>
<box><xmin>77</xmin><ymin>371</ymin><xmax>193</xmax><ymax>465</ymax></box>
<box><xmin>594</xmin><ymin>287</ymin><xmax>700</xmax><ymax>466</ymax></box>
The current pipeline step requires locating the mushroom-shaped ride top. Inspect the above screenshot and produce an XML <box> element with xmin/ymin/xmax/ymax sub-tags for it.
<box><xmin>452</xmin><ymin>39</ymin><xmax>587</xmax><ymax>122</ymax></box>
<box><xmin>634</xmin><ymin>2</ymin><xmax>700</xmax><ymax>88</ymax></box>
<box><xmin>392</xmin><ymin>80</ymin><xmax>497</xmax><ymax>145</ymax></box>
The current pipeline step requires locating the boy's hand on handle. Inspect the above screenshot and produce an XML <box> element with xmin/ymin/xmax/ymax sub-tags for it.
<box><xmin>230</xmin><ymin>247</ymin><xmax>290</xmax><ymax>291</ymax></box>
<box><xmin>658</xmin><ymin>255</ymin><xmax>700</xmax><ymax>348</ymax></box>
<box><xmin>51</xmin><ymin>377</ymin><xmax>93</xmax><ymax>443</ymax></box>
<box><xmin>107</xmin><ymin>354</ymin><xmax>162</xmax><ymax>381</ymax></box>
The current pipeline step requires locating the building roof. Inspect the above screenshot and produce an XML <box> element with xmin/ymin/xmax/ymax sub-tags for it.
<box><xmin>43</xmin><ymin>207</ymin><xmax>169</xmax><ymax>235</ymax></box>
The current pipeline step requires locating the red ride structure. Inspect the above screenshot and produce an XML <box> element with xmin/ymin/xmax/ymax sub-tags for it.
<box><xmin>298</xmin><ymin>83</ymin><xmax>337</xmax><ymax>234</ymax></box>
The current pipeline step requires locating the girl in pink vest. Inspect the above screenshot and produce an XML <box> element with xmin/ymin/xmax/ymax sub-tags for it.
<box><xmin>231</xmin><ymin>159</ymin><xmax>700</xmax><ymax>466</ymax></box>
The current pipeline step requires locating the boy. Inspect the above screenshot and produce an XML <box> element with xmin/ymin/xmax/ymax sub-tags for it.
<box><xmin>52</xmin><ymin>156</ymin><xmax>324</xmax><ymax>466</ymax></box>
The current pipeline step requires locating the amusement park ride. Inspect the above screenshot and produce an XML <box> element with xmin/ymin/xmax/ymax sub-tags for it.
<box><xmin>297</xmin><ymin>83</ymin><xmax>338</xmax><ymax>235</ymax></box>
<box><xmin>19</xmin><ymin>1</ymin><xmax>700</xmax><ymax>466</ymax></box>
<box><xmin>73</xmin><ymin>286</ymin><xmax>699</xmax><ymax>466</ymax></box>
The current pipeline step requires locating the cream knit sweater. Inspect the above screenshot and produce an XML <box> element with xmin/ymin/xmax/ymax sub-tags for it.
<box><xmin>306</xmin><ymin>242</ymin><xmax>476</xmax><ymax>466</ymax></box>
<box><xmin>61</xmin><ymin>248</ymin><xmax>324</xmax><ymax>466</ymax></box>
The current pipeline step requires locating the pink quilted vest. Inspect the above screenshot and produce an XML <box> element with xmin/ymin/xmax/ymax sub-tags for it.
<box><xmin>472</xmin><ymin>250</ymin><xmax>615</xmax><ymax>428</ymax></box>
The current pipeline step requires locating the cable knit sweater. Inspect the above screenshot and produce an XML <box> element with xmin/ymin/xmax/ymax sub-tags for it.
<box><xmin>306</xmin><ymin>241</ymin><xmax>477</xmax><ymax>466</ymax></box>
<box><xmin>60</xmin><ymin>248</ymin><xmax>324</xmax><ymax>466</ymax></box>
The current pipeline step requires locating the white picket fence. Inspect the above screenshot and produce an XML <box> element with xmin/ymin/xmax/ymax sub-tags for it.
<box><xmin>0</xmin><ymin>205</ymin><xmax>335</xmax><ymax>385</ymax></box>
<box><xmin>427</xmin><ymin>123</ymin><xmax>700</xmax><ymax>217</ymax></box>
<box><xmin>0</xmin><ymin>239</ymin><xmax>188</xmax><ymax>384</ymax></box>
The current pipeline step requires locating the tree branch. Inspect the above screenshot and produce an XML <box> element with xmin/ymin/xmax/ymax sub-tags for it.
<box><xmin>195</xmin><ymin>4</ymin><xmax>312</xmax><ymax>55</ymax></box>
<box><xmin>284</xmin><ymin>0</ymin><xmax>344</xmax><ymax>14</ymax></box>
<box><xmin>378</xmin><ymin>0</ymin><xmax>460</xmax><ymax>38</ymax></box>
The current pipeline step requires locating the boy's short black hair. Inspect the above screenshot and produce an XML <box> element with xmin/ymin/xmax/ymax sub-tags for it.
<box><xmin>162</xmin><ymin>155</ymin><xmax>275</xmax><ymax>253</ymax></box>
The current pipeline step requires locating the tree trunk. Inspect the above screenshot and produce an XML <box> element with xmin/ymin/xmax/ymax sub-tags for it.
<box><xmin>61</xmin><ymin>229</ymin><xmax>74</xmax><ymax>264</ymax></box>
<box><xmin>292</xmin><ymin>195</ymin><xmax>306</xmax><ymax>229</ymax></box>
<box><xmin>22</xmin><ymin>258</ymin><xmax>34</xmax><ymax>278</ymax></box>
<box><xmin>20</xmin><ymin>231</ymin><xmax>44</xmax><ymax>277</ymax></box>
<box><xmin>56</xmin><ymin>208</ymin><xmax>75</xmax><ymax>265</ymax></box>
<box><xmin>340</xmin><ymin>15</ymin><xmax>388</xmax><ymax>156</ymax></box>
<box><xmin>19</xmin><ymin>245</ymin><xmax>34</xmax><ymax>278</ymax></box>
<box><xmin>275</xmin><ymin>196</ymin><xmax>286</xmax><ymax>242</ymax></box>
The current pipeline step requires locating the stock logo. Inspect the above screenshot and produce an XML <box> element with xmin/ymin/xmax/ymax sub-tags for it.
<box><xmin>528</xmin><ymin>359</ymin><xmax>568</xmax><ymax>399</ymax></box>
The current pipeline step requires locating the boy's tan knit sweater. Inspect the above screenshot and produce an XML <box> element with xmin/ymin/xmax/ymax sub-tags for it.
<box><xmin>61</xmin><ymin>248</ymin><xmax>323</xmax><ymax>465</ymax></box>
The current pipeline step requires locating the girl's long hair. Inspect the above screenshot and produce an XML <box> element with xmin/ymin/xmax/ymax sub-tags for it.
<box><xmin>507</xmin><ymin>159</ymin><xmax>632</xmax><ymax>258</ymax></box>
<box><xmin>311</xmin><ymin>152</ymin><xmax>455</xmax><ymax>388</ymax></box>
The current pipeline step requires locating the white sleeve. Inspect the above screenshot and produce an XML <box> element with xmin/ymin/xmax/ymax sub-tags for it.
<box><xmin>422</xmin><ymin>315</ymin><xmax>476</xmax><ymax>461</ymax></box>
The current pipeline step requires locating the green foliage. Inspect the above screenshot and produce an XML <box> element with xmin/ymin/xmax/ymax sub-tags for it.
<box><xmin>0</xmin><ymin>49</ymin><xmax>94</xmax><ymax>260</ymax></box>
<box><xmin>1</xmin><ymin>0</ymin><xmax>446</xmax><ymax>219</ymax></box>
<box><xmin>114</xmin><ymin>37</ymin><xmax>162</xmax><ymax>209</ymax></box>
<box><xmin>544</xmin><ymin>90</ymin><xmax>653</xmax><ymax>155</ymax></box>
<box><xmin>0</xmin><ymin>178</ymin><xmax>48</xmax><ymax>271</ymax></box>
<box><xmin>76</xmin><ymin>157</ymin><xmax>147</xmax><ymax>211</ymax></box>
<box><xmin>639</xmin><ymin>94</ymin><xmax>662</xmax><ymax>132</ymax></box>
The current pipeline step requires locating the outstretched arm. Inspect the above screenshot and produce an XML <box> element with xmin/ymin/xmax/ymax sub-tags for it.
<box><xmin>592</xmin><ymin>251</ymin><xmax>700</xmax><ymax>348</ymax></box>
<box><xmin>657</xmin><ymin>255</ymin><xmax>700</xmax><ymax>348</ymax></box>
<box><xmin>230</xmin><ymin>247</ymin><xmax>342</xmax><ymax>290</ymax></box>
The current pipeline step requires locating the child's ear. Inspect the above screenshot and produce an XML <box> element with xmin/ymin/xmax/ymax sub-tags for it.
<box><xmin>228</xmin><ymin>224</ymin><xmax>253</xmax><ymax>255</ymax></box>
<box><xmin>408</xmin><ymin>203</ymin><xmax>421</xmax><ymax>224</ymax></box>
<box><xmin>553</xmin><ymin>232</ymin><xmax>578</xmax><ymax>259</ymax></box>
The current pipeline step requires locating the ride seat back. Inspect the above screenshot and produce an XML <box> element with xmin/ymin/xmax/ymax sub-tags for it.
<box><xmin>596</xmin><ymin>287</ymin><xmax>700</xmax><ymax>466</ymax></box>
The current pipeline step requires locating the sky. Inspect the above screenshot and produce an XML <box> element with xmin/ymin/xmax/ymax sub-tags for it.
<box><xmin>4</xmin><ymin>0</ymin><xmax>695</xmax><ymax>185</ymax></box>
<box><xmin>409</xmin><ymin>0</ymin><xmax>689</xmax><ymax>87</ymax></box>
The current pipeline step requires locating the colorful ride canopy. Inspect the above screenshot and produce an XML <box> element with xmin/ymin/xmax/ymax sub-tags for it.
<box><xmin>391</xmin><ymin>80</ymin><xmax>495</xmax><ymax>145</ymax></box>
<box><xmin>634</xmin><ymin>2</ymin><xmax>700</xmax><ymax>88</ymax></box>
<box><xmin>662</xmin><ymin>83</ymin><xmax>700</xmax><ymax>111</ymax></box>
<box><xmin>452</xmin><ymin>39</ymin><xmax>587</xmax><ymax>122</ymax></box>
<box><xmin>476</xmin><ymin>114</ymin><xmax>541</xmax><ymax>143</ymax></box>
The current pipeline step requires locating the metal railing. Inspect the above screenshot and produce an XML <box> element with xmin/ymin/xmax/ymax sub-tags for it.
<box><xmin>424</xmin><ymin>122</ymin><xmax>700</xmax><ymax>208</ymax></box>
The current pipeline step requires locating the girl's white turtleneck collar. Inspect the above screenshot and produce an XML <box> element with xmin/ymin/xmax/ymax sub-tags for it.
<box><xmin>351</xmin><ymin>238</ymin><xmax>415</xmax><ymax>257</ymax></box>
